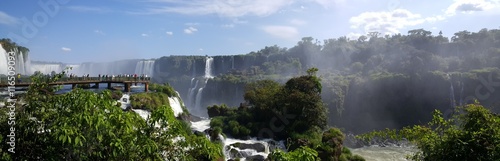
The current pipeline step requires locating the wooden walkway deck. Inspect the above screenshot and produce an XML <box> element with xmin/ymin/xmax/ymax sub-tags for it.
<box><xmin>0</xmin><ymin>77</ymin><xmax>150</xmax><ymax>92</ymax></box>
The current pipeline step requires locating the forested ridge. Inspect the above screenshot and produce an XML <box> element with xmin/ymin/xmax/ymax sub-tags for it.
<box><xmin>156</xmin><ymin>28</ymin><xmax>500</xmax><ymax>134</ymax></box>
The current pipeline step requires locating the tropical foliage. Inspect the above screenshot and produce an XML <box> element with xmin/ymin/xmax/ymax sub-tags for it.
<box><xmin>357</xmin><ymin>101</ymin><xmax>500</xmax><ymax>161</ymax></box>
<box><xmin>208</xmin><ymin>68</ymin><xmax>364</xmax><ymax>160</ymax></box>
<box><xmin>0</xmin><ymin>70</ymin><xmax>223</xmax><ymax>160</ymax></box>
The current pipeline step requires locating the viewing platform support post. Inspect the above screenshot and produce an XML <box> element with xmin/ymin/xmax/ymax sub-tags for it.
<box><xmin>124</xmin><ymin>83</ymin><xmax>131</xmax><ymax>92</ymax></box>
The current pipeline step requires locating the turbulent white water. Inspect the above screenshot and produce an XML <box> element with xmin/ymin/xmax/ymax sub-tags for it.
<box><xmin>133</xmin><ymin>109</ymin><xmax>151</xmax><ymax>120</ymax></box>
<box><xmin>350</xmin><ymin>145</ymin><xmax>417</xmax><ymax>161</ymax></box>
<box><xmin>189</xmin><ymin>118</ymin><xmax>286</xmax><ymax>161</ymax></box>
<box><xmin>168</xmin><ymin>97</ymin><xmax>183</xmax><ymax>117</ymax></box>
<box><xmin>190</xmin><ymin>119</ymin><xmax>211</xmax><ymax>132</ymax></box>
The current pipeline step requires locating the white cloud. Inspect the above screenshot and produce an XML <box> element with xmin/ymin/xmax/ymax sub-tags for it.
<box><xmin>290</xmin><ymin>19</ymin><xmax>307</xmax><ymax>26</ymax></box>
<box><xmin>221</xmin><ymin>24</ymin><xmax>235</xmax><ymax>28</ymax></box>
<box><xmin>313</xmin><ymin>0</ymin><xmax>344</xmax><ymax>8</ymax></box>
<box><xmin>446</xmin><ymin>0</ymin><xmax>496</xmax><ymax>15</ymax></box>
<box><xmin>349</xmin><ymin>9</ymin><xmax>428</xmax><ymax>35</ymax></box>
<box><xmin>134</xmin><ymin>0</ymin><xmax>346</xmax><ymax>18</ymax></box>
<box><xmin>67</xmin><ymin>6</ymin><xmax>111</xmax><ymax>13</ymax></box>
<box><xmin>94</xmin><ymin>30</ymin><xmax>105</xmax><ymax>35</ymax></box>
<box><xmin>139</xmin><ymin>0</ymin><xmax>293</xmax><ymax>17</ymax></box>
<box><xmin>166</xmin><ymin>31</ymin><xmax>173</xmax><ymax>35</ymax></box>
<box><xmin>232</xmin><ymin>18</ymin><xmax>248</xmax><ymax>24</ymax></box>
<box><xmin>185</xmin><ymin>22</ymin><xmax>200</xmax><ymax>26</ymax></box>
<box><xmin>199</xmin><ymin>48</ymin><xmax>203</xmax><ymax>51</ymax></box>
<box><xmin>61</xmin><ymin>47</ymin><xmax>72</xmax><ymax>52</ymax></box>
<box><xmin>141</xmin><ymin>33</ymin><xmax>149</xmax><ymax>37</ymax></box>
<box><xmin>184</xmin><ymin>27</ymin><xmax>198</xmax><ymax>34</ymax></box>
<box><xmin>262</xmin><ymin>25</ymin><xmax>299</xmax><ymax>40</ymax></box>
<box><xmin>0</xmin><ymin>11</ymin><xmax>18</xmax><ymax>25</ymax></box>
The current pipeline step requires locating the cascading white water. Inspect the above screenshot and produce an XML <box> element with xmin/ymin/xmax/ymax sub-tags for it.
<box><xmin>186</xmin><ymin>57</ymin><xmax>214</xmax><ymax>117</ymax></box>
<box><xmin>0</xmin><ymin>44</ymin><xmax>8</xmax><ymax>75</ymax></box>
<box><xmin>32</xmin><ymin>63</ymin><xmax>65</xmax><ymax>75</ymax></box>
<box><xmin>186</xmin><ymin>78</ymin><xmax>196</xmax><ymax>109</ymax></box>
<box><xmin>450</xmin><ymin>81</ymin><xmax>456</xmax><ymax>109</ymax></box>
<box><xmin>459</xmin><ymin>81</ymin><xmax>464</xmax><ymax>106</ymax></box>
<box><xmin>195</xmin><ymin>57</ymin><xmax>214</xmax><ymax>114</ymax></box>
<box><xmin>194</xmin><ymin>87</ymin><xmax>204</xmax><ymax>114</ymax></box>
<box><xmin>30</xmin><ymin>63</ymin><xmax>64</xmax><ymax>75</ymax></box>
<box><xmin>205</xmin><ymin>57</ymin><xmax>214</xmax><ymax>78</ymax></box>
<box><xmin>168</xmin><ymin>97</ymin><xmax>184</xmax><ymax>117</ymax></box>
<box><xmin>134</xmin><ymin>60</ymin><xmax>155</xmax><ymax>76</ymax></box>
<box><xmin>16</xmin><ymin>51</ymin><xmax>26</xmax><ymax>75</ymax></box>
<box><xmin>24</xmin><ymin>51</ymin><xmax>31</xmax><ymax>75</ymax></box>
<box><xmin>189</xmin><ymin>118</ymin><xmax>285</xmax><ymax>161</ymax></box>
<box><xmin>187</xmin><ymin>80</ymin><xmax>199</xmax><ymax>109</ymax></box>
<box><xmin>0</xmin><ymin>44</ymin><xmax>31</xmax><ymax>75</ymax></box>
<box><xmin>70</xmin><ymin>60</ymin><xmax>139</xmax><ymax>76</ymax></box>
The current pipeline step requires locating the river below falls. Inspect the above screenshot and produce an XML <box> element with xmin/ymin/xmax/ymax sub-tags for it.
<box><xmin>189</xmin><ymin>118</ymin><xmax>416</xmax><ymax>161</ymax></box>
<box><xmin>350</xmin><ymin>145</ymin><xmax>416</xmax><ymax>161</ymax></box>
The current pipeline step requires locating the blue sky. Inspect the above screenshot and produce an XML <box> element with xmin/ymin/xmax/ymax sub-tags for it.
<box><xmin>0</xmin><ymin>0</ymin><xmax>499</xmax><ymax>63</ymax></box>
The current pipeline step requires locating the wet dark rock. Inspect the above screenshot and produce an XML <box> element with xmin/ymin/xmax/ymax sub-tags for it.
<box><xmin>245</xmin><ymin>155</ymin><xmax>266</xmax><ymax>161</ymax></box>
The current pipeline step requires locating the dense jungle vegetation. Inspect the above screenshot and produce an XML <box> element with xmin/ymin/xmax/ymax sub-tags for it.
<box><xmin>0</xmin><ymin>71</ymin><xmax>223</xmax><ymax>160</ymax></box>
<box><xmin>155</xmin><ymin>28</ymin><xmax>500</xmax><ymax>133</ymax></box>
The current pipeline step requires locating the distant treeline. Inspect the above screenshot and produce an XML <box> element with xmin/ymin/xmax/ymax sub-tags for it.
<box><xmin>156</xmin><ymin>28</ymin><xmax>500</xmax><ymax>134</ymax></box>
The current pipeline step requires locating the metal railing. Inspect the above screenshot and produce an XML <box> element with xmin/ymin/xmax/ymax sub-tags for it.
<box><xmin>0</xmin><ymin>76</ymin><xmax>151</xmax><ymax>85</ymax></box>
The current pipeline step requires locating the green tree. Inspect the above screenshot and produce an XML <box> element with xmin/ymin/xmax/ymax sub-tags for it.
<box><xmin>357</xmin><ymin>101</ymin><xmax>500</xmax><ymax>161</ymax></box>
<box><xmin>0</xmin><ymin>70</ymin><xmax>223</xmax><ymax>160</ymax></box>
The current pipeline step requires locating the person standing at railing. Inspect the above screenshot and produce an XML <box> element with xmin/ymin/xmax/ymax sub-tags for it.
<box><xmin>17</xmin><ymin>73</ymin><xmax>21</xmax><ymax>83</ymax></box>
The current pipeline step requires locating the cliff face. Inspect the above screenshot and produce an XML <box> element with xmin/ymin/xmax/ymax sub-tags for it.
<box><xmin>152</xmin><ymin>53</ymin><xmax>500</xmax><ymax>134</ymax></box>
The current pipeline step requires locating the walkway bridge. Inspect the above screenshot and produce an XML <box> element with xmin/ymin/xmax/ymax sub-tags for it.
<box><xmin>0</xmin><ymin>77</ymin><xmax>150</xmax><ymax>92</ymax></box>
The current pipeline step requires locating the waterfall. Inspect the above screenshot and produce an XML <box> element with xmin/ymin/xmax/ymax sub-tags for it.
<box><xmin>186</xmin><ymin>57</ymin><xmax>214</xmax><ymax>117</ymax></box>
<box><xmin>459</xmin><ymin>81</ymin><xmax>464</xmax><ymax>106</ymax></box>
<box><xmin>16</xmin><ymin>51</ymin><xmax>26</xmax><ymax>75</ymax></box>
<box><xmin>70</xmin><ymin>60</ymin><xmax>139</xmax><ymax>76</ymax></box>
<box><xmin>195</xmin><ymin>87</ymin><xmax>204</xmax><ymax>114</ymax></box>
<box><xmin>187</xmin><ymin>79</ymin><xmax>199</xmax><ymax>110</ymax></box>
<box><xmin>134</xmin><ymin>60</ymin><xmax>155</xmax><ymax>76</ymax></box>
<box><xmin>30</xmin><ymin>63</ymin><xmax>64</xmax><ymax>75</ymax></box>
<box><xmin>450</xmin><ymin>81</ymin><xmax>456</xmax><ymax>109</ymax></box>
<box><xmin>24</xmin><ymin>51</ymin><xmax>31</xmax><ymax>75</ymax></box>
<box><xmin>0</xmin><ymin>44</ymin><xmax>31</xmax><ymax>75</ymax></box>
<box><xmin>192</xmin><ymin>59</ymin><xmax>196</xmax><ymax>77</ymax></box>
<box><xmin>205</xmin><ymin>57</ymin><xmax>214</xmax><ymax>78</ymax></box>
<box><xmin>0</xmin><ymin>44</ymin><xmax>8</xmax><ymax>75</ymax></box>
